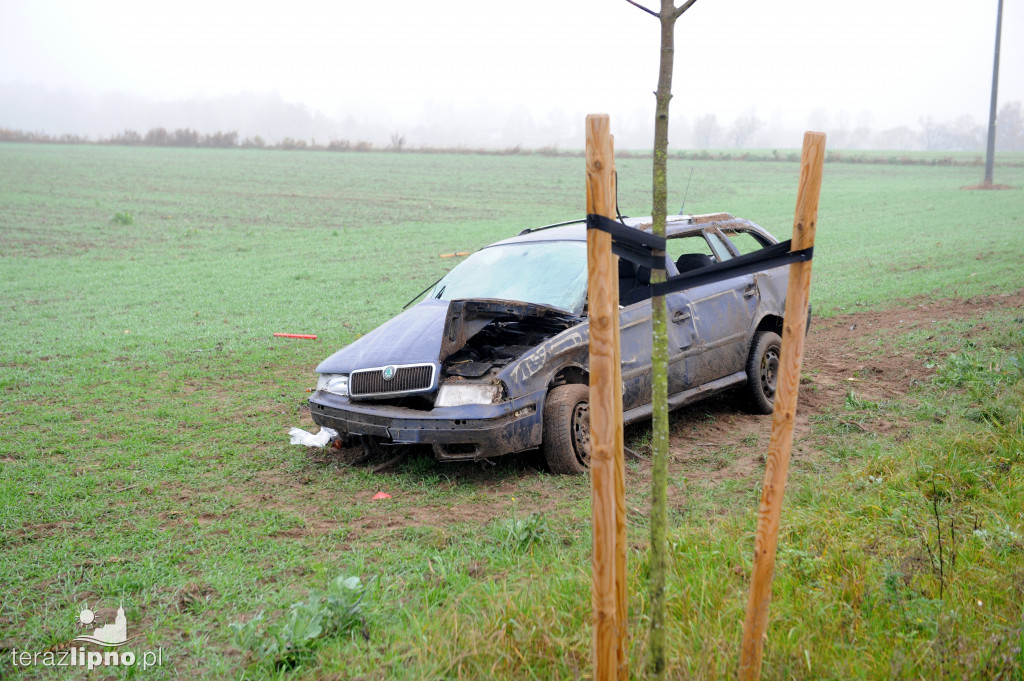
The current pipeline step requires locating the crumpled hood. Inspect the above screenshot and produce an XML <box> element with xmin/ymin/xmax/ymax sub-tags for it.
<box><xmin>315</xmin><ymin>299</ymin><xmax>449</xmax><ymax>374</ymax></box>
<box><xmin>315</xmin><ymin>297</ymin><xmax>579</xmax><ymax>376</ymax></box>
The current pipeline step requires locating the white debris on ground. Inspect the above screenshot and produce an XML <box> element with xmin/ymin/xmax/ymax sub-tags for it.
<box><xmin>288</xmin><ymin>426</ymin><xmax>338</xmax><ymax>447</ymax></box>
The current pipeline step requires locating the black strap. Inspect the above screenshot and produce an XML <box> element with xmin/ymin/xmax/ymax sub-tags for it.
<box><xmin>585</xmin><ymin>213</ymin><xmax>813</xmax><ymax>299</ymax></box>
<box><xmin>650</xmin><ymin>240</ymin><xmax>812</xmax><ymax>298</ymax></box>
<box><xmin>586</xmin><ymin>213</ymin><xmax>667</xmax><ymax>270</ymax></box>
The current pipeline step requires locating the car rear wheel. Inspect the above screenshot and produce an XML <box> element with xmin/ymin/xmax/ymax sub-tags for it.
<box><xmin>745</xmin><ymin>331</ymin><xmax>782</xmax><ymax>414</ymax></box>
<box><xmin>542</xmin><ymin>384</ymin><xmax>591</xmax><ymax>475</ymax></box>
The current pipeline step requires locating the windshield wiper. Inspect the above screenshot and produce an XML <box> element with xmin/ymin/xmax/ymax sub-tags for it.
<box><xmin>402</xmin><ymin>277</ymin><xmax>445</xmax><ymax>310</ymax></box>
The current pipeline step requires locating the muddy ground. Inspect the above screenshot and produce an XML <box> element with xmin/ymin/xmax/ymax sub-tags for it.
<box><xmin>294</xmin><ymin>291</ymin><xmax>1024</xmax><ymax>537</ymax></box>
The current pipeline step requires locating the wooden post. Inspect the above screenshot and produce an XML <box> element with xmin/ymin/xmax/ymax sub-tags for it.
<box><xmin>586</xmin><ymin>114</ymin><xmax>628</xmax><ymax>681</ymax></box>
<box><xmin>738</xmin><ymin>131</ymin><xmax>826</xmax><ymax>681</ymax></box>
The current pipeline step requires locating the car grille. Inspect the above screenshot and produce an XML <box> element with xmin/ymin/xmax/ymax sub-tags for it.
<box><xmin>349</xmin><ymin>363</ymin><xmax>436</xmax><ymax>398</ymax></box>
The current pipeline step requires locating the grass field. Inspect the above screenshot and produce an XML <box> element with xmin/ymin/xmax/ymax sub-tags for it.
<box><xmin>1</xmin><ymin>143</ymin><xmax>1023</xmax><ymax>679</ymax></box>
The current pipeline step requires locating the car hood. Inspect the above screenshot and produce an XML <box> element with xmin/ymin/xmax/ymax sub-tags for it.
<box><xmin>315</xmin><ymin>298</ymin><xmax>579</xmax><ymax>375</ymax></box>
<box><xmin>315</xmin><ymin>299</ymin><xmax>449</xmax><ymax>374</ymax></box>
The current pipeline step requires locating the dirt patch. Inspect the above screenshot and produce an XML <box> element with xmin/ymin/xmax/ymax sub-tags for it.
<box><xmin>2</xmin><ymin>520</ymin><xmax>76</xmax><ymax>549</ymax></box>
<box><xmin>205</xmin><ymin>451</ymin><xmax>569</xmax><ymax>543</ymax></box>
<box><xmin>961</xmin><ymin>183</ymin><xmax>1016</xmax><ymax>190</ymax></box>
<box><xmin>653</xmin><ymin>290</ymin><xmax>1024</xmax><ymax>490</ymax></box>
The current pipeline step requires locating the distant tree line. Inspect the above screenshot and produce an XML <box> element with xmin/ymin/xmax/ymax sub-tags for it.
<box><xmin>0</xmin><ymin>126</ymin><xmax>383</xmax><ymax>151</ymax></box>
<box><xmin>684</xmin><ymin>102</ymin><xmax>1024</xmax><ymax>153</ymax></box>
<box><xmin>2</xmin><ymin>102</ymin><xmax>1023</xmax><ymax>157</ymax></box>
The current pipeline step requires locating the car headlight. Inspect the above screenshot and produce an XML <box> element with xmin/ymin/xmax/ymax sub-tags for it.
<box><xmin>316</xmin><ymin>373</ymin><xmax>349</xmax><ymax>396</ymax></box>
<box><xmin>435</xmin><ymin>382</ymin><xmax>501</xmax><ymax>407</ymax></box>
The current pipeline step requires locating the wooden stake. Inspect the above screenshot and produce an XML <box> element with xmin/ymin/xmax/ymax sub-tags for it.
<box><xmin>610</xmin><ymin>136</ymin><xmax>628</xmax><ymax>681</ymax></box>
<box><xmin>586</xmin><ymin>114</ymin><xmax>628</xmax><ymax>681</ymax></box>
<box><xmin>738</xmin><ymin>131</ymin><xmax>826</xmax><ymax>681</ymax></box>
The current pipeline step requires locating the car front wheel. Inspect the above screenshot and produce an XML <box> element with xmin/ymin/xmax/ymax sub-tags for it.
<box><xmin>542</xmin><ymin>383</ymin><xmax>591</xmax><ymax>475</ymax></box>
<box><xmin>745</xmin><ymin>331</ymin><xmax>782</xmax><ymax>414</ymax></box>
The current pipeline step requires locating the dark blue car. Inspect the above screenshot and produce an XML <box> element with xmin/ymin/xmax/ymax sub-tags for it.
<box><xmin>309</xmin><ymin>213</ymin><xmax>792</xmax><ymax>474</ymax></box>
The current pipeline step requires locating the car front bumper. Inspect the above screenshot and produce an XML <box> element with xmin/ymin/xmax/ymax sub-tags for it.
<box><xmin>308</xmin><ymin>390</ymin><xmax>545</xmax><ymax>461</ymax></box>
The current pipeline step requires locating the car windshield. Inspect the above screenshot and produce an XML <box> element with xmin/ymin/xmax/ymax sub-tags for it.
<box><xmin>430</xmin><ymin>241</ymin><xmax>588</xmax><ymax>314</ymax></box>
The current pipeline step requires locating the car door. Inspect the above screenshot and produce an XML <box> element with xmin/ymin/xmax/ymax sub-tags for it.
<box><xmin>618</xmin><ymin>302</ymin><xmax>653</xmax><ymax>412</ymax></box>
<box><xmin>616</xmin><ymin>254</ymin><xmax>699</xmax><ymax>411</ymax></box>
<box><xmin>619</xmin><ymin>274</ymin><xmax>699</xmax><ymax>408</ymax></box>
<box><xmin>665</xmin><ymin>290</ymin><xmax>699</xmax><ymax>395</ymax></box>
<box><xmin>665</xmin><ymin>229</ymin><xmax>759</xmax><ymax>388</ymax></box>
<box><xmin>686</xmin><ymin>230</ymin><xmax>759</xmax><ymax>386</ymax></box>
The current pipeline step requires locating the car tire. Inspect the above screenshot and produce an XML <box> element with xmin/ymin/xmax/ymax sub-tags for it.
<box><xmin>542</xmin><ymin>384</ymin><xmax>591</xmax><ymax>475</ymax></box>
<box><xmin>745</xmin><ymin>331</ymin><xmax>782</xmax><ymax>415</ymax></box>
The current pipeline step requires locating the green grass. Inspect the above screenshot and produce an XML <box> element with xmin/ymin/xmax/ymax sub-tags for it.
<box><xmin>1</xmin><ymin>143</ymin><xmax>1023</xmax><ymax>679</ymax></box>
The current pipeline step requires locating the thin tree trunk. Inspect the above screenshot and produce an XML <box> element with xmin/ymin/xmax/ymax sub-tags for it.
<box><xmin>648</xmin><ymin>1</ymin><xmax>676</xmax><ymax>677</ymax></box>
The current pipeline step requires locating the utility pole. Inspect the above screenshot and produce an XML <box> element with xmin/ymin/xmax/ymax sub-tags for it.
<box><xmin>984</xmin><ymin>0</ymin><xmax>1004</xmax><ymax>186</ymax></box>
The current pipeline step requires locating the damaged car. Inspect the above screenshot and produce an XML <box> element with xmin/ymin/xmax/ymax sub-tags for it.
<box><xmin>309</xmin><ymin>213</ymin><xmax>795</xmax><ymax>474</ymax></box>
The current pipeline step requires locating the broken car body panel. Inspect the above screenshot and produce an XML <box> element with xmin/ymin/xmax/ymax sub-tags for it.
<box><xmin>309</xmin><ymin>215</ymin><xmax>793</xmax><ymax>463</ymax></box>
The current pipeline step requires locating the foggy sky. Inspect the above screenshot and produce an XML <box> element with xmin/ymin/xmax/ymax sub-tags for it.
<box><xmin>1</xmin><ymin>0</ymin><xmax>1021</xmax><ymax>149</ymax></box>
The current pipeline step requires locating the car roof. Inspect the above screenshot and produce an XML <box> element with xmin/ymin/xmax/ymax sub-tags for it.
<box><xmin>492</xmin><ymin>213</ymin><xmax>775</xmax><ymax>247</ymax></box>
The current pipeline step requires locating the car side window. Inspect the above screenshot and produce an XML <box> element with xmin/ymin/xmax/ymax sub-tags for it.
<box><xmin>666</xmin><ymin>233</ymin><xmax>729</xmax><ymax>274</ymax></box>
<box><xmin>666</xmin><ymin>234</ymin><xmax>714</xmax><ymax>262</ymax></box>
<box><xmin>721</xmin><ymin>229</ymin><xmax>771</xmax><ymax>255</ymax></box>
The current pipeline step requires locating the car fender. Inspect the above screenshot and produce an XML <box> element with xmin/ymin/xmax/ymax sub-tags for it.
<box><xmin>747</xmin><ymin>272</ymin><xmax>787</xmax><ymax>341</ymax></box>
<box><xmin>500</xmin><ymin>322</ymin><xmax>590</xmax><ymax>398</ymax></box>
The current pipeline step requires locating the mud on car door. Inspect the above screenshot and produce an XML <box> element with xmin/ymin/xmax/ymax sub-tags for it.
<box><xmin>666</xmin><ymin>291</ymin><xmax>699</xmax><ymax>393</ymax></box>
<box><xmin>618</xmin><ymin>303</ymin><xmax>653</xmax><ymax>412</ymax></box>
<box><xmin>616</xmin><ymin>255</ymin><xmax>699</xmax><ymax>409</ymax></box>
<box><xmin>686</xmin><ymin>274</ymin><xmax>758</xmax><ymax>385</ymax></box>
<box><xmin>665</xmin><ymin>228</ymin><xmax>760</xmax><ymax>387</ymax></box>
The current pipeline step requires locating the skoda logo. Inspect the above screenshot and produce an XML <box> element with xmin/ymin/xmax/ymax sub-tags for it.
<box><xmin>382</xmin><ymin>366</ymin><xmax>396</xmax><ymax>381</ymax></box>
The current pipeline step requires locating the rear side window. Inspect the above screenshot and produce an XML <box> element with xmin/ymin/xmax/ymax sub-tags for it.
<box><xmin>666</xmin><ymin>234</ymin><xmax>715</xmax><ymax>262</ymax></box>
<box><xmin>667</xmin><ymin>232</ymin><xmax>733</xmax><ymax>265</ymax></box>
<box><xmin>666</xmin><ymin>233</ymin><xmax>731</xmax><ymax>274</ymax></box>
<box><xmin>721</xmin><ymin>229</ymin><xmax>771</xmax><ymax>255</ymax></box>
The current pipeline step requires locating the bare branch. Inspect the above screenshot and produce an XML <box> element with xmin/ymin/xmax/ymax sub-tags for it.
<box><xmin>672</xmin><ymin>0</ymin><xmax>699</xmax><ymax>19</ymax></box>
<box><xmin>624</xmin><ymin>0</ymin><xmax>660</xmax><ymax>18</ymax></box>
